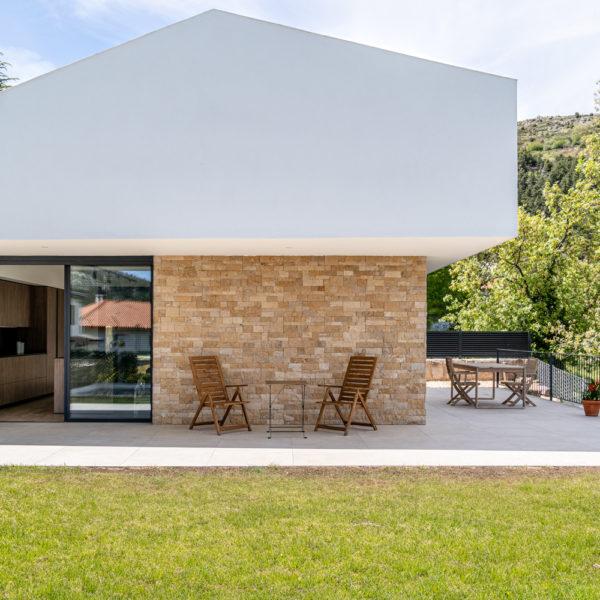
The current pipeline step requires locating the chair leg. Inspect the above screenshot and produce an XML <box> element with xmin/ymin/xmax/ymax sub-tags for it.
<box><xmin>503</xmin><ymin>382</ymin><xmax>534</xmax><ymax>406</ymax></box>
<box><xmin>359</xmin><ymin>400</ymin><xmax>377</xmax><ymax>430</ymax></box>
<box><xmin>449</xmin><ymin>382</ymin><xmax>460</xmax><ymax>404</ymax></box>
<box><xmin>314</xmin><ymin>389</ymin><xmax>331</xmax><ymax>431</ymax></box>
<box><xmin>209</xmin><ymin>400</ymin><xmax>221</xmax><ymax>435</ymax></box>
<box><xmin>502</xmin><ymin>385</ymin><xmax>518</xmax><ymax>405</ymax></box>
<box><xmin>344</xmin><ymin>396</ymin><xmax>358</xmax><ymax>436</ymax></box>
<box><xmin>240</xmin><ymin>402</ymin><xmax>252</xmax><ymax>431</ymax></box>
<box><xmin>458</xmin><ymin>385</ymin><xmax>475</xmax><ymax>406</ymax></box>
<box><xmin>189</xmin><ymin>395</ymin><xmax>207</xmax><ymax>429</ymax></box>
<box><xmin>449</xmin><ymin>384</ymin><xmax>459</xmax><ymax>405</ymax></box>
<box><xmin>219</xmin><ymin>405</ymin><xmax>232</xmax><ymax>426</ymax></box>
<box><xmin>522</xmin><ymin>381</ymin><xmax>536</xmax><ymax>406</ymax></box>
<box><xmin>450</xmin><ymin>382</ymin><xmax>474</xmax><ymax>406</ymax></box>
<box><xmin>314</xmin><ymin>401</ymin><xmax>327</xmax><ymax>431</ymax></box>
<box><xmin>334</xmin><ymin>403</ymin><xmax>347</xmax><ymax>425</ymax></box>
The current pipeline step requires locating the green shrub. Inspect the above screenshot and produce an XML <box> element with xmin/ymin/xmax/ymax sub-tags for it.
<box><xmin>550</xmin><ymin>136</ymin><xmax>571</xmax><ymax>149</ymax></box>
<box><xmin>526</xmin><ymin>141</ymin><xmax>543</xmax><ymax>152</ymax></box>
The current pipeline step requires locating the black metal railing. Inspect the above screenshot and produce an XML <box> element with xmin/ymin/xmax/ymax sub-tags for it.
<box><xmin>427</xmin><ymin>331</ymin><xmax>530</xmax><ymax>358</ymax></box>
<box><xmin>496</xmin><ymin>348</ymin><xmax>600</xmax><ymax>404</ymax></box>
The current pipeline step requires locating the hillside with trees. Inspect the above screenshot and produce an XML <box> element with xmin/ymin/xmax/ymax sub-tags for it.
<box><xmin>518</xmin><ymin>114</ymin><xmax>597</xmax><ymax>214</ymax></box>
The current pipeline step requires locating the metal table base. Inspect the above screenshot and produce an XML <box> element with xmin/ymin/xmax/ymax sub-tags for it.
<box><xmin>266</xmin><ymin>380</ymin><xmax>307</xmax><ymax>438</ymax></box>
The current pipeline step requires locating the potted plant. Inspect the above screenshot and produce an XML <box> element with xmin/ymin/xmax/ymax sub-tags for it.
<box><xmin>582</xmin><ymin>381</ymin><xmax>600</xmax><ymax>416</ymax></box>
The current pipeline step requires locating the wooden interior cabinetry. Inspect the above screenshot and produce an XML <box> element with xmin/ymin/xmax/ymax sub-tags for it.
<box><xmin>0</xmin><ymin>280</ymin><xmax>31</xmax><ymax>327</ymax></box>
<box><xmin>0</xmin><ymin>355</ymin><xmax>48</xmax><ymax>407</ymax></box>
<box><xmin>0</xmin><ymin>280</ymin><xmax>64</xmax><ymax>409</ymax></box>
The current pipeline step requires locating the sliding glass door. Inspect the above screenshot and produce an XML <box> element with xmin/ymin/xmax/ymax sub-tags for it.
<box><xmin>68</xmin><ymin>265</ymin><xmax>152</xmax><ymax>421</ymax></box>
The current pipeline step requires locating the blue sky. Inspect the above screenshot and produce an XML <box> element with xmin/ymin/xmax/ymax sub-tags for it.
<box><xmin>1</xmin><ymin>0</ymin><xmax>600</xmax><ymax>119</ymax></box>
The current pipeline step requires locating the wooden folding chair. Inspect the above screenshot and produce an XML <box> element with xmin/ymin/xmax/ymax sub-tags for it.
<box><xmin>501</xmin><ymin>358</ymin><xmax>537</xmax><ymax>407</ymax></box>
<box><xmin>445</xmin><ymin>357</ymin><xmax>477</xmax><ymax>406</ymax></box>
<box><xmin>188</xmin><ymin>356</ymin><xmax>252</xmax><ymax>435</ymax></box>
<box><xmin>314</xmin><ymin>355</ymin><xmax>378</xmax><ymax>436</ymax></box>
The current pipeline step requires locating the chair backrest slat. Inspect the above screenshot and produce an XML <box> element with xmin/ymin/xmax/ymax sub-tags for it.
<box><xmin>445</xmin><ymin>357</ymin><xmax>456</xmax><ymax>379</ymax></box>
<box><xmin>340</xmin><ymin>356</ymin><xmax>377</xmax><ymax>401</ymax></box>
<box><xmin>189</xmin><ymin>356</ymin><xmax>229</xmax><ymax>402</ymax></box>
<box><xmin>525</xmin><ymin>358</ymin><xmax>538</xmax><ymax>378</ymax></box>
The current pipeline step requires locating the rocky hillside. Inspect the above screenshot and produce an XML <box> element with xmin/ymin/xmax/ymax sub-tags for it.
<box><xmin>518</xmin><ymin>113</ymin><xmax>597</xmax><ymax>158</ymax></box>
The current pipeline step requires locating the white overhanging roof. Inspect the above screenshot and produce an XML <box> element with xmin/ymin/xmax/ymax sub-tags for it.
<box><xmin>0</xmin><ymin>10</ymin><xmax>517</xmax><ymax>272</ymax></box>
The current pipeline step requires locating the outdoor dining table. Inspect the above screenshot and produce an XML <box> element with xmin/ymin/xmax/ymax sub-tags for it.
<box><xmin>452</xmin><ymin>361</ymin><xmax>528</xmax><ymax>408</ymax></box>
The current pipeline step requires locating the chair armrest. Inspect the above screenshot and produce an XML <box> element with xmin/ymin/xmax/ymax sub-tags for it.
<box><xmin>225</xmin><ymin>384</ymin><xmax>248</xmax><ymax>387</ymax></box>
<box><xmin>318</xmin><ymin>384</ymin><xmax>342</xmax><ymax>388</ymax></box>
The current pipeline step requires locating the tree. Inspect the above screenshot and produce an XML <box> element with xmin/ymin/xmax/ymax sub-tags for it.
<box><xmin>444</xmin><ymin>109</ymin><xmax>600</xmax><ymax>352</ymax></box>
<box><xmin>0</xmin><ymin>51</ymin><xmax>17</xmax><ymax>90</ymax></box>
<box><xmin>426</xmin><ymin>266</ymin><xmax>463</xmax><ymax>329</ymax></box>
<box><xmin>518</xmin><ymin>149</ymin><xmax>579</xmax><ymax>214</ymax></box>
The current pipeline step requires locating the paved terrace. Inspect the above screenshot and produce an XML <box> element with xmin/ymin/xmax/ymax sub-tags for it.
<box><xmin>1</xmin><ymin>385</ymin><xmax>599</xmax><ymax>467</ymax></box>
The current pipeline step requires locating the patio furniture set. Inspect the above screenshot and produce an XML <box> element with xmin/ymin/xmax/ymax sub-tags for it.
<box><xmin>446</xmin><ymin>357</ymin><xmax>538</xmax><ymax>408</ymax></box>
<box><xmin>188</xmin><ymin>355</ymin><xmax>378</xmax><ymax>436</ymax></box>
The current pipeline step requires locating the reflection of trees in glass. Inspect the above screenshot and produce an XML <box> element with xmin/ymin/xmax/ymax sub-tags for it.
<box><xmin>70</xmin><ymin>268</ymin><xmax>151</xmax><ymax>303</ymax></box>
<box><xmin>71</xmin><ymin>350</ymin><xmax>150</xmax><ymax>388</ymax></box>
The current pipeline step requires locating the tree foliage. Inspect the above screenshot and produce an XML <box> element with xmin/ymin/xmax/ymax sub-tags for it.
<box><xmin>0</xmin><ymin>51</ymin><xmax>17</xmax><ymax>90</ymax></box>
<box><xmin>443</xmin><ymin>119</ymin><xmax>600</xmax><ymax>351</ymax></box>
<box><xmin>518</xmin><ymin>150</ymin><xmax>579</xmax><ymax>214</ymax></box>
<box><xmin>426</xmin><ymin>266</ymin><xmax>460</xmax><ymax>328</ymax></box>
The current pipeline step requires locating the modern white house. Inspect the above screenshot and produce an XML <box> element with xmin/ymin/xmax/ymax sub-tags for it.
<box><xmin>0</xmin><ymin>10</ymin><xmax>516</xmax><ymax>424</ymax></box>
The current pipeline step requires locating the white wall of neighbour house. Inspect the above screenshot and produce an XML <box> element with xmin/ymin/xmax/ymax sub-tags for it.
<box><xmin>0</xmin><ymin>10</ymin><xmax>516</xmax><ymax>271</ymax></box>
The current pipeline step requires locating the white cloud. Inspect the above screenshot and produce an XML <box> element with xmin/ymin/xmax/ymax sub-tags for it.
<box><xmin>1</xmin><ymin>46</ymin><xmax>56</xmax><ymax>84</ymax></box>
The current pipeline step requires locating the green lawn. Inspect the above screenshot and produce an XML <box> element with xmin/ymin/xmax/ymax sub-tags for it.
<box><xmin>1</xmin><ymin>467</ymin><xmax>599</xmax><ymax>599</ymax></box>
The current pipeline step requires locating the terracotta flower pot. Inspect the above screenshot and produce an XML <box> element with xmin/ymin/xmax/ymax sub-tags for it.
<box><xmin>582</xmin><ymin>400</ymin><xmax>600</xmax><ymax>417</ymax></box>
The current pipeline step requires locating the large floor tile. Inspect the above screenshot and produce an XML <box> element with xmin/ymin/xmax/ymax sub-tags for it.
<box><xmin>122</xmin><ymin>446</ymin><xmax>215</xmax><ymax>466</ymax></box>
<box><xmin>35</xmin><ymin>445</ymin><xmax>139</xmax><ymax>466</ymax></box>
<box><xmin>0</xmin><ymin>445</ymin><xmax>65</xmax><ymax>465</ymax></box>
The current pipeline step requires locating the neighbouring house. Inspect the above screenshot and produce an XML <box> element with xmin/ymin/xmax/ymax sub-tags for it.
<box><xmin>78</xmin><ymin>300</ymin><xmax>151</xmax><ymax>354</ymax></box>
<box><xmin>0</xmin><ymin>10</ymin><xmax>517</xmax><ymax>424</ymax></box>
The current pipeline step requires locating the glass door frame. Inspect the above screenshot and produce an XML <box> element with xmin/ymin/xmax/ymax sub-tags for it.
<box><xmin>0</xmin><ymin>256</ymin><xmax>153</xmax><ymax>423</ymax></box>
